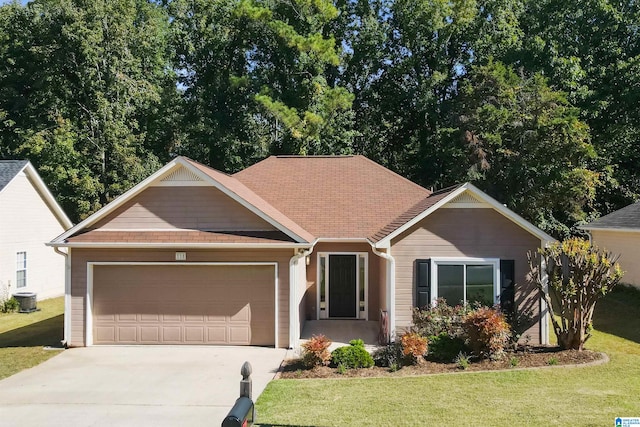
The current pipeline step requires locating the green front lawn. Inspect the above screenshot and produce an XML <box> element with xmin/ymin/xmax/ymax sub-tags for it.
<box><xmin>256</xmin><ymin>287</ymin><xmax>640</xmax><ymax>426</ymax></box>
<box><xmin>0</xmin><ymin>297</ymin><xmax>64</xmax><ymax>380</ymax></box>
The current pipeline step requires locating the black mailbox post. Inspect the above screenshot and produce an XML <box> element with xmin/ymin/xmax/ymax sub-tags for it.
<box><xmin>221</xmin><ymin>361</ymin><xmax>255</xmax><ymax>427</ymax></box>
<box><xmin>222</xmin><ymin>396</ymin><xmax>254</xmax><ymax>427</ymax></box>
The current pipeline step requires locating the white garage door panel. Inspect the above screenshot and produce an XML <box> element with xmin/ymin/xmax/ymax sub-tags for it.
<box><xmin>92</xmin><ymin>264</ymin><xmax>275</xmax><ymax>345</ymax></box>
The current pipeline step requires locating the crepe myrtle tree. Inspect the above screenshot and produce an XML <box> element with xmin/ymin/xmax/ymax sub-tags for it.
<box><xmin>527</xmin><ymin>237</ymin><xmax>623</xmax><ymax>350</ymax></box>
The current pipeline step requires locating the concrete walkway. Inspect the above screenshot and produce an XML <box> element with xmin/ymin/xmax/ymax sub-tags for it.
<box><xmin>0</xmin><ymin>346</ymin><xmax>288</xmax><ymax>427</ymax></box>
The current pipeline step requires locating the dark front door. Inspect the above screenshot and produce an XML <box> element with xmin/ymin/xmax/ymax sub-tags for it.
<box><xmin>328</xmin><ymin>255</ymin><xmax>357</xmax><ymax>318</ymax></box>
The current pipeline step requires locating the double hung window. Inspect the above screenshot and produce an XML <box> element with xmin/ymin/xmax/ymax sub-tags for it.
<box><xmin>16</xmin><ymin>251</ymin><xmax>27</xmax><ymax>288</ymax></box>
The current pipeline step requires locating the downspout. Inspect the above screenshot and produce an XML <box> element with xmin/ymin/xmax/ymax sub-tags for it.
<box><xmin>369</xmin><ymin>242</ymin><xmax>396</xmax><ymax>342</ymax></box>
<box><xmin>54</xmin><ymin>246</ymin><xmax>71</xmax><ymax>347</ymax></box>
<box><xmin>288</xmin><ymin>242</ymin><xmax>316</xmax><ymax>349</ymax></box>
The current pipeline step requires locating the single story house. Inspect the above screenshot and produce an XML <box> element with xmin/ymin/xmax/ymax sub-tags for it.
<box><xmin>49</xmin><ymin>155</ymin><xmax>554</xmax><ymax>348</ymax></box>
<box><xmin>1</xmin><ymin>160</ymin><xmax>72</xmax><ymax>301</ymax></box>
<box><xmin>580</xmin><ymin>202</ymin><xmax>640</xmax><ymax>288</ymax></box>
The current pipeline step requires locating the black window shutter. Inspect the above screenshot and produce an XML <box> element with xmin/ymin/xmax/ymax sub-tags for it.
<box><xmin>415</xmin><ymin>259</ymin><xmax>430</xmax><ymax>309</ymax></box>
<box><xmin>500</xmin><ymin>259</ymin><xmax>515</xmax><ymax>314</ymax></box>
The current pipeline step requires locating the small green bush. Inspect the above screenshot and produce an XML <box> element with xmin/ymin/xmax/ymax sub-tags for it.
<box><xmin>509</xmin><ymin>356</ymin><xmax>519</xmax><ymax>368</ymax></box>
<box><xmin>427</xmin><ymin>332</ymin><xmax>468</xmax><ymax>362</ymax></box>
<box><xmin>455</xmin><ymin>352</ymin><xmax>471</xmax><ymax>370</ymax></box>
<box><xmin>330</xmin><ymin>339</ymin><xmax>374</xmax><ymax>369</ymax></box>
<box><xmin>1</xmin><ymin>297</ymin><xmax>20</xmax><ymax>313</ymax></box>
<box><xmin>349</xmin><ymin>338</ymin><xmax>364</xmax><ymax>347</ymax></box>
<box><xmin>301</xmin><ymin>334</ymin><xmax>332</xmax><ymax>368</ymax></box>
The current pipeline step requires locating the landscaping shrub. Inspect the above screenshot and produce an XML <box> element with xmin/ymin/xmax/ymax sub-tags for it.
<box><xmin>412</xmin><ymin>298</ymin><xmax>469</xmax><ymax>338</ymax></box>
<box><xmin>455</xmin><ymin>352</ymin><xmax>471</xmax><ymax>370</ymax></box>
<box><xmin>1</xmin><ymin>297</ymin><xmax>20</xmax><ymax>313</ymax></box>
<box><xmin>330</xmin><ymin>339</ymin><xmax>374</xmax><ymax>369</ymax></box>
<box><xmin>462</xmin><ymin>307</ymin><xmax>511</xmax><ymax>359</ymax></box>
<box><xmin>373</xmin><ymin>341</ymin><xmax>404</xmax><ymax>368</ymax></box>
<box><xmin>301</xmin><ymin>334</ymin><xmax>332</xmax><ymax>368</ymax></box>
<box><xmin>400</xmin><ymin>332</ymin><xmax>428</xmax><ymax>361</ymax></box>
<box><xmin>427</xmin><ymin>332</ymin><xmax>468</xmax><ymax>362</ymax></box>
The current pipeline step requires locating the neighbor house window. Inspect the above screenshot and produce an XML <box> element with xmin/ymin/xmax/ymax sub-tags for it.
<box><xmin>16</xmin><ymin>252</ymin><xmax>27</xmax><ymax>288</ymax></box>
<box><xmin>432</xmin><ymin>259</ymin><xmax>499</xmax><ymax>306</ymax></box>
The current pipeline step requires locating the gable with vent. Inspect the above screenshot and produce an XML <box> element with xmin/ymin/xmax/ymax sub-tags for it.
<box><xmin>152</xmin><ymin>165</ymin><xmax>208</xmax><ymax>186</ymax></box>
<box><xmin>90</xmin><ymin>165</ymin><xmax>277</xmax><ymax>231</ymax></box>
<box><xmin>441</xmin><ymin>190</ymin><xmax>490</xmax><ymax>208</ymax></box>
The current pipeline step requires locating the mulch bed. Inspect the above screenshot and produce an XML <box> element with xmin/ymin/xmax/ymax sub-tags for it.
<box><xmin>277</xmin><ymin>347</ymin><xmax>605</xmax><ymax>379</ymax></box>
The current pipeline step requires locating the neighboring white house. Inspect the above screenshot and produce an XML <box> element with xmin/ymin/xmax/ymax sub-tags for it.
<box><xmin>0</xmin><ymin>160</ymin><xmax>72</xmax><ymax>301</ymax></box>
<box><xmin>581</xmin><ymin>202</ymin><xmax>640</xmax><ymax>289</ymax></box>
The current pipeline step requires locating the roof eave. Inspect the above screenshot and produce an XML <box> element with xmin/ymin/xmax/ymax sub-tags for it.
<box><xmin>186</xmin><ymin>160</ymin><xmax>314</xmax><ymax>243</ymax></box>
<box><xmin>374</xmin><ymin>183</ymin><xmax>556</xmax><ymax>247</ymax></box>
<box><xmin>50</xmin><ymin>158</ymin><xmax>182</xmax><ymax>244</ymax></box>
<box><xmin>579</xmin><ymin>225</ymin><xmax>640</xmax><ymax>233</ymax></box>
<box><xmin>462</xmin><ymin>183</ymin><xmax>556</xmax><ymax>243</ymax></box>
<box><xmin>2</xmin><ymin>162</ymin><xmax>73</xmax><ymax>230</ymax></box>
<box><xmin>50</xmin><ymin>157</ymin><xmax>314</xmax><ymax>245</ymax></box>
<box><xmin>374</xmin><ymin>185</ymin><xmax>468</xmax><ymax>247</ymax></box>
<box><xmin>46</xmin><ymin>241</ymin><xmax>313</xmax><ymax>249</ymax></box>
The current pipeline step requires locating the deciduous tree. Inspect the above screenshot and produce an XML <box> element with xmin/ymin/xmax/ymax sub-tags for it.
<box><xmin>527</xmin><ymin>238</ymin><xmax>623</xmax><ymax>350</ymax></box>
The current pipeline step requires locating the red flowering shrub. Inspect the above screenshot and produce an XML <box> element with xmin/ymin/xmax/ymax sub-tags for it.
<box><xmin>301</xmin><ymin>334</ymin><xmax>332</xmax><ymax>368</ymax></box>
<box><xmin>400</xmin><ymin>332</ymin><xmax>428</xmax><ymax>360</ymax></box>
<box><xmin>462</xmin><ymin>307</ymin><xmax>511</xmax><ymax>359</ymax></box>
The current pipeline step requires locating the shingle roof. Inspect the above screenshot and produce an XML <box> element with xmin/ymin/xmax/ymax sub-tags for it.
<box><xmin>67</xmin><ymin>230</ymin><xmax>295</xmax><ymax>244</ymax></box>
<box><xmin>0</xmin><ymin>160</ymin><xmax>28</xmax><ymax>192</ymax></box>
<box><xmin>58</xmin><ymin>155</ymin><xmax>445</xmax><ymax>245</ymax></box>
<box><xmin>583</xmin><ymin>202</ymin><xmax>640</xmax><ymax>230</ymax></box>
<box><xmin>234</xmin><ymin>155</ymin><xmax>432</xmax><ymax>239</ymax></box>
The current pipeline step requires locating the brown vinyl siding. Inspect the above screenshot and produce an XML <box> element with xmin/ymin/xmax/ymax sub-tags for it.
<box><xmin>591</xmin><ymin>230</ymin><xmax>640</xmax><ymax>288</ymax></box>
<box><xmin>391</xmin><ymin>208</ymin><xmax>542</xmax><ymax>343</ymax></box>
<box><xmin>305</xmin><ymin>242</ymin><xmax>381</xmax><ymax>321</ymax></box>
<box><xmin>70</xmin><ymin>248</ymin><xmax>293</xmax><ymax>348</ymax></box>
<box><xmin>92</xmin><ymin>186</ymin><xmax>276</xmax><ymax>231</ymax></box>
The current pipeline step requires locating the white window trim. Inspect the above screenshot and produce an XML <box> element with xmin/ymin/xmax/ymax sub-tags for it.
<box><xmin>16</xmin><ymin>251</ymin><xmax>27</xmax><ymax>289</ymax></box>
<box><xmin>430</xmin><ymin>257</ymin><xmax>501</xmax><ymax>305</ymax></box>
<box><xmin>316</xmin><ymin>252</ymin><xmax>368</xmax><ymax>320</ymax></box>
<box><xmin>86</xmin><ymin>262</ymin><xmax>279</xmax><ymax>347</ymax></box>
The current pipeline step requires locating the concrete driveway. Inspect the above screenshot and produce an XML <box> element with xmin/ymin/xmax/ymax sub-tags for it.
<box><xmin>0</xmin><ymin>346</ymin><xmax>288</xmax><ymax>427</ymax></box>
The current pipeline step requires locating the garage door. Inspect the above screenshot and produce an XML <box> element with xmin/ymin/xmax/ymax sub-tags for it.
<box><xmin>91</xmin><ymin>264</ymin><xmax>275</xmax><ymax>345</ymax></box>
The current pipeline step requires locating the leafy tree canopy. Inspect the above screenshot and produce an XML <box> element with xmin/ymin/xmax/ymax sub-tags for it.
<box><xmin>0</xmin><ymin>0</ymin><xmax>637</xmax><ymax>234</ymax></box>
